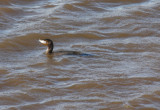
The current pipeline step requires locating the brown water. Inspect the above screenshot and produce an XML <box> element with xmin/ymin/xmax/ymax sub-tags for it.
<box><xmin>0</xmin><ymin>0</ymin><xmax>160</xmax><ymax>110</ymax></box>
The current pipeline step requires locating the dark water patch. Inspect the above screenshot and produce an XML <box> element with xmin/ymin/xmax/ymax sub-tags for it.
<box><xmin>51</xmin><ymin>33</ymin><xmax>102</xmax><ymax>42</ymax></box>
<box><xmin>0</xmin><ymin>69</ymin><xmax>8</xmax><ymax>76</ymax></box>
<box><xmin>129</xmin><ymin>90</ymin><xmax>160</xmax><ymax>110</ymax></box>
<box><xmin>0</xmin><ymin>95</ymin><xmax>20</xmax><ymax>106</ymax></box>
<box><xmin>63</xmin><ymin>4</ymin><xmax>84</xmax><ymax>12</ymax></box>
<box><xmin>0</xmin><ymin>7</ymin><xmax>23</xmax><ymax>16</ymax></box>
<box><xmin>108</xmin><ymin>77</ymin><xmax>160</xmax><ymax>87</ymax></box>
<box><xmin>10</xmin><ymin>0</ymin><xmax>44</xmax><ymax>5</ymax></box>
<box><xmin>74</xmin><ymin>0</ymin><xmax>149</xmax><ymax>9</ymax></box>
<box><xmin>28</xmin><ymin>88</ymin><xmax>52</xmax><ymax>95</ymax></box>
<box><xmin>43</xmin><ymin>4</ymin><xmax>56</xmax><ymax>8</ymax></box>
<box><xmin>83</xmin><ymin>0</ymin><xmax>148</xmax><ymax>4</ymax></box>
<box><xmin>0</xmin><ymin>0</ymin><xmax>11</xmax><ymax>5</ymax></box>
<box><xmin>0</xmin><ymin>76</ymin><xmax>27</xmax><ymax>88</ymax></box>
<box><xmin>66</xmin><ymin>82</ymin><xmax>104</xmax><ymax>90</ymax></box>
<box><xmin>13</xmin><ymin>92</ymin><xmax>36</xmax><ymax>104</ymax></box>
<box><xmin>28</xmin><ymin>62</ymin><xmax>46</xmax><ymax>69</ymax></box>
<box><xmin>73</xmin><ymin>1</ymin><xmax>107</xmax><ymax>12</ymax></box>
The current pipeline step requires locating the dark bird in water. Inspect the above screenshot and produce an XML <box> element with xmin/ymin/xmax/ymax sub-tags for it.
<box><xmin>39</xmin><ymin>39</ymin><xmax>92</xmax><ymax>56</ymax></box>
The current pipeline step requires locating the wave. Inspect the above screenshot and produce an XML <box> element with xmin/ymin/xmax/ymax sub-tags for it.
<box><xmin>0</xmin><ymin>33</ymin><xmax>101</xmax><ymax>52</ymax></box>
<box><xmin>0</xmin><ymin>33</ymin><xmax>43</xmax><ymax>51</ymax></box>
<box><xmin>0</xmin><ymin>7</ymin><xmax>23</xmax><ymax>16</ymax></box>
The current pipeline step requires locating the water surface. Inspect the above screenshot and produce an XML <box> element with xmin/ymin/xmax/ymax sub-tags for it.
<box><xmin>0</xmin><ymin>0</ymin><xmax>160</xmax><ymax>110</ymax></box>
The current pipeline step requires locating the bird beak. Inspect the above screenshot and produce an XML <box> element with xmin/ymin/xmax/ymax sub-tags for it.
<box><xmin>39</xmin><ymin>39</ymin><xmax>47</xmax><ymax>45</ymax></box>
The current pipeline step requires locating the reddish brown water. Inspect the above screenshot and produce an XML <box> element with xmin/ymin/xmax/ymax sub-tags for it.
<box><xmin>0</xmin><ymin>0</ymin><xmax>160</xmax><ymax>110</ymax></box>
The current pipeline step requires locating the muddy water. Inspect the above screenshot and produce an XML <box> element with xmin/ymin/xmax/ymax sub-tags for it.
<box><xmin>0</xmin><ymin>0</ymin><xmax>160</xmax><ymax>110</ymax></box>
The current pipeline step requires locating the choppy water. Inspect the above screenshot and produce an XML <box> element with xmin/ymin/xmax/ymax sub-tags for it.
<box><xmin>0</xmin><ymin>0</ymin><xmax>160</xmax><ymax>110</ymax></box>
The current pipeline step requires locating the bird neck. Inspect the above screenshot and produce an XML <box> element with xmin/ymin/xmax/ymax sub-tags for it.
<box><xmin>46</xmin><ymin>43</ymin><xmax>54</xmax><ymax>54</ymax></box>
